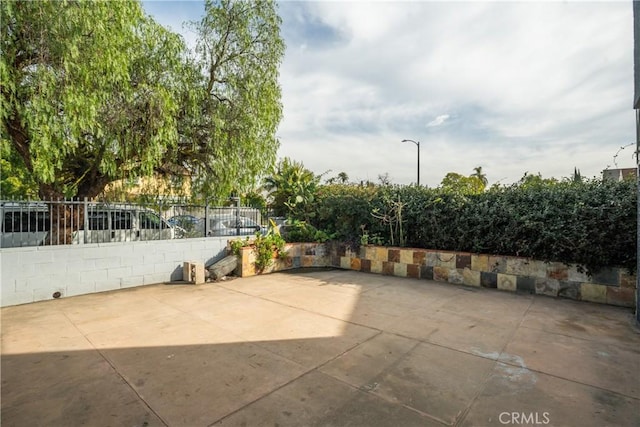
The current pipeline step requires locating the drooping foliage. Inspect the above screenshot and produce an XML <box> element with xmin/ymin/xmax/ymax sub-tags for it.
<box><xmin>1</xmin><ymin>0</ymin><xmax>284</xmax><ymax>202</ymax></box>
<box><xmin>0</xmin><ymin>139</ymin><xmax>37</xmax><ymax>198</ymax></box>
<box><xmin>181</xmin><ymin>0</ymin><xmax>284</xmax><ymax>201</ymax></box>
<box><xmin>1</xmin><ymin>1</ymin><xmax>176</xmax><ymax>198</ymax></box>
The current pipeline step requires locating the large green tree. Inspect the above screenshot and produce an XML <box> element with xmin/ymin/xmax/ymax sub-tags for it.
<box><xmin>1</xmin><ymin>1</ymin><xmax>178</xmax><ymax>199</ymax></box>
<box><xmin>175</xmin><ymin>0</ymin><xmax>284</xmax><ymax>202</ymax></box>
<box><xmin>516</xmin><ymin>172</ymin><xmax>559</xmax><ymax>189</ymax></box>
<box><xmin>440</xmin><ymin>172</ymin><xmax>486</xmax><ymax>195</ymax></box>
<box><xmin>1</xmin><ymin>0</ymin><xmax>284</xmax><ymax>202</ymax></box>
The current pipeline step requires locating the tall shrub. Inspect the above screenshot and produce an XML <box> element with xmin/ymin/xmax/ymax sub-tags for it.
<box><xmin>309</xmin><ymin>179</ymin><xmax>636</xmax><ymax>273</ymax></box>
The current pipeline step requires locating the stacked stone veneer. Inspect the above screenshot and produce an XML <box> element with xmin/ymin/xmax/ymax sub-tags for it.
<box><xmin>237</xmin><ymin>242</ymin><xmax>636</xmax><ymax>308</ymax></box>
<box><xmin>237</xmin><ymin>242</ymin><xmax>331</xmax><ymax>277</ymax></box>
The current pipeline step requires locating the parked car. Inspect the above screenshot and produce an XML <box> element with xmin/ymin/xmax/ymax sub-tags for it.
<box><xmin>167</xmin><ymin>214</ymin><xmax>203</xmax><ymax>238</ymax></box>
<box><xmin>1</xmin><ymin>202</ymin><xmax>50</xmax><ymax>248</ymax></box>
<box><xmin>2</xmin><ymin>202</ymin><xmax>181</xmax><ymax>247</ymax></box>
<box><xmin>167</xmin><ymin>215</ymin><xmax>201</xmax><ymax>228</ymax></box>
<box><xmin>72</xmin><ymin>205</ymin><xmax>178</xmax><ymax>243</ymax></box>
<box><xmin>199</xmin><ymin>215</ymin><xmax>265</xmax><ymax>237</ymax></box>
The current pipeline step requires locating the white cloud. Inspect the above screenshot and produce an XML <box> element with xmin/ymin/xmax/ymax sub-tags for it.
<box><xmin>277</xmin><ymin>1</ymin><xmax>635</xmax><ymax>185</ymax></box>
<box><xmin>145</xmin><ymin>1</ymin><xmax>637</xmax><ymax>186</ymax></box>
<box><xmin>426</xmin><ymin>115</ymin><xmax>450</xmax><ymax>128</ymax></box>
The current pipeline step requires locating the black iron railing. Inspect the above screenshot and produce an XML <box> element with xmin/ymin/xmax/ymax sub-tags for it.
<box><xmin>0</xmin><ymin>199</ymin><xmax>272</xmax><ymax>248</ymax></box>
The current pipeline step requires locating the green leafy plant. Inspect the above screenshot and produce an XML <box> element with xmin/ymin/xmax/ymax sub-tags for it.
<box><xmin>229</xmin><ymin>237</ymin><xmax>251</xmax><ymax>256</ymax></box>
<box><xmin>360</xmin><ymin>232</ymin><xmax>369</xmax><ymax>246</ymax></box>
<box><xmin>281</xmin><ymin>219</ymin><xmax>332</xmax><ymax>243</ymax></box>
<box><xmin>371</xmin><ymin>195</ymin><xmax>406</xmax><ymax>247</ymax></box>
<box><xmin>229</xmin><ymin>232</ymin><xmax>287</xmax><ymax>272</ymax></box>
<box><xmin>263</xmin><ymin>158</ymin><xmax>322</xmax><ymax>221</ymax></box>
<box><xmin>359</xmin><ymin>225</ymin><xmax>383</xmax><ymax>246</ymax></box>
<box><xmin>253</xmin><ymin>233</ymin><xmax>287</xmax><ymax>271</ymax></box>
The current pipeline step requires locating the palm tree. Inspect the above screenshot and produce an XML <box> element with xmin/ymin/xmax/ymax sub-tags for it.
<box><xmin>263</xmin><ymin>158</ymin><xmax>319</xmax><ymax>220</ymax></box>
<box><xmin>472</xmin><ymin>166</ymin><xmax>488</xmax><ymax>187</ymax></box>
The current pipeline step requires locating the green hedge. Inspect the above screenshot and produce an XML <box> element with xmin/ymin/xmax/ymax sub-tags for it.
<box><xmin>308</xmin><ymin>179</ymin><xmax>637</xmax><ymax>273</ymax></box>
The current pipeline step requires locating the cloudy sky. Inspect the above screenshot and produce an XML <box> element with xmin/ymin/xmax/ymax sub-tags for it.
<box><xmin>143</xmin><ymin>1</ymin><xmax>637</xmax><ymax>187</ymax></box>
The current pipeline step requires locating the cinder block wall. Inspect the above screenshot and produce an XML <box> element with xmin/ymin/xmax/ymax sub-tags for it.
<box><xmin>0</xmin><ymin>238</ymin><xmax>228</xmax><ymax>307</ymax></box>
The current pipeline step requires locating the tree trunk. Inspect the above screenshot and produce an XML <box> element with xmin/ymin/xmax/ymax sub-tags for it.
<box><xmin>37</xmin><ymin>177</ymin><xmax>109</xmax><ymax>246</ymax></box>
<box><xmin>45</xmin><ymin>201</ymin><xmax>84</xmax><ymax>246</ymax></box>
<box><xmin>207</xmin><ymin>255</ymin><xmax>238</xmax><ymax>280</ymax></box>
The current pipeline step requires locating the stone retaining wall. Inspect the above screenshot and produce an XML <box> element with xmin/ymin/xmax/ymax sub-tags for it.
<box><xmin>237</xmin><ymin>242</ymin><xmax>636</xmax><ymax>308</ymax></box>
<box><xmin>236</xmin><ymin>242</ymin><xmax>331</xmax><ymax>277</ymax></box>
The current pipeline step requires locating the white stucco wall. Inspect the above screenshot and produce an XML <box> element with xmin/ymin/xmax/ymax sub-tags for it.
<box><xmin>0</xmin><ymin>237</ymin><xmax>228</xmax><ymax>307</ymax></box>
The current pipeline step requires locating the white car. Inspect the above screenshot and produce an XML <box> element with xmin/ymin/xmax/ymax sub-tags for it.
<box><xmin>201</xmin><ymin>215</ymin><xmax>265</xmax><ymax>237</ymax></box>
<box><xmin>0</xmin><ymin>202</ymin><xmax>179</xmax><ymax>247</ymax></box>
<box><xmin>1</xmin><ymin>203</ymin><xmax>49</xmax><ymax>248</ymax></box>
<box><xmin>73</xmin><ymin>205</ymin><xmax>177</xmax><ymax>243</ymax></box>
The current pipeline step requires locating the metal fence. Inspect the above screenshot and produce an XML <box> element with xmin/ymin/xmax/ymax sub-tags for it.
<box><xmin>0</xmin><ymin>199</ymin><xmax>272</xmax><ymax>248</ymax></box>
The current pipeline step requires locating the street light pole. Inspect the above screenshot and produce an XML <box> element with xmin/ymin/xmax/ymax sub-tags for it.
<box><xmin>402</xmin><ymin>139</ymin><xmax>420</xmax><ymax>186</ymax></box>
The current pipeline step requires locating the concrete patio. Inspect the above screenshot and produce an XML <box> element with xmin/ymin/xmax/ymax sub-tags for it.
<box><xmin>2</xmin><ymin>269</ymin><xmax>639</xmax><ymax>426</ymax></box>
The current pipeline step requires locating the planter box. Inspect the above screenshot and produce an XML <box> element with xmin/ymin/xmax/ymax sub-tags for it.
<box><xmin>235</xmin><ymin>242</ymin><xmax>331</xmax><ymax>277</ymax></box>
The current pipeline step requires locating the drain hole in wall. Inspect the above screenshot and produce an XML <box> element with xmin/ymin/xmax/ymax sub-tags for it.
<box><xmin>53</xmin><ymin>292</ymin><xmax>61</xmax><ymax>299</ymax></box>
